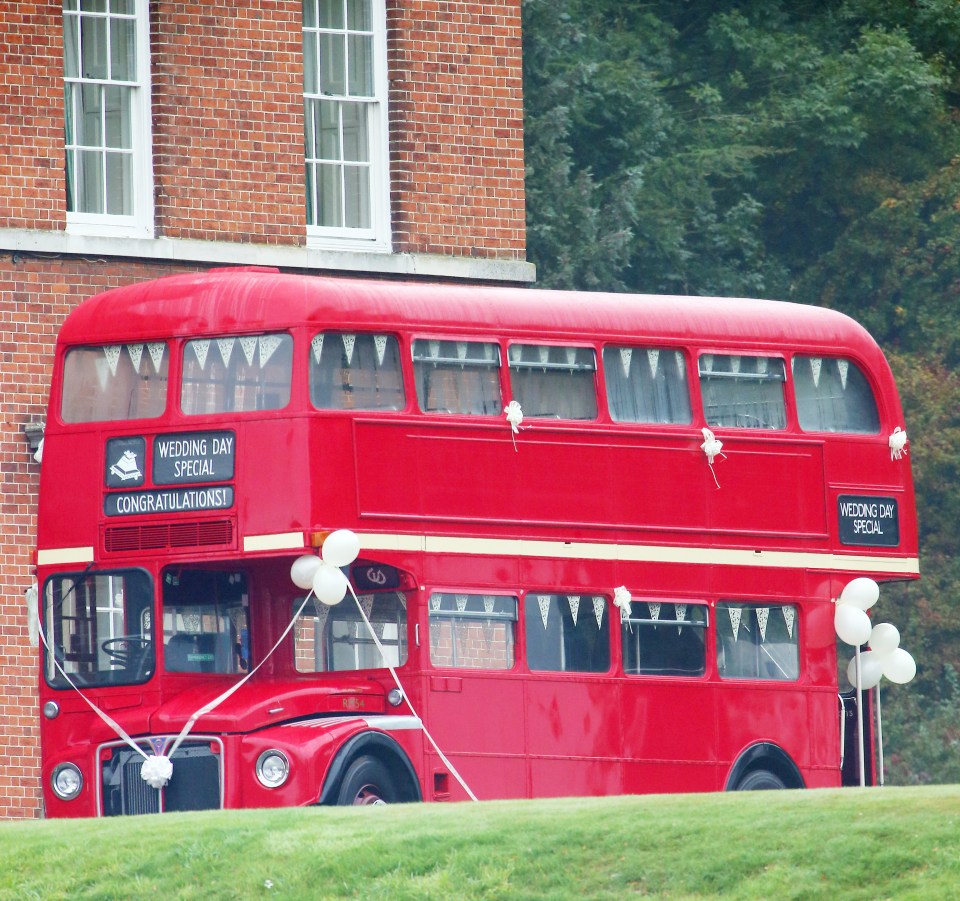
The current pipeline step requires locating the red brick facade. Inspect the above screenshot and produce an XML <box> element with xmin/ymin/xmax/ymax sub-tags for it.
<box><xmin>0</xmin><ymin>0</ymin><xmax>528</xmax><ymax>818</ymax></box>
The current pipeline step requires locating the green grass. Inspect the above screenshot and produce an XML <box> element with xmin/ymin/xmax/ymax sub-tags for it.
<box><xmin>1</xmin><ymin>787</ymin><xmax>958</xmax><ymax>900</ymax></box>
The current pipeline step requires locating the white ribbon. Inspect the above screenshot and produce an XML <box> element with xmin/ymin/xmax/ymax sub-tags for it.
<box><xmin>889</xmin><ymin>427</ymin><xmax>908</xmax><ymax>461</ymax></box>
<box><xmin>504</xmin><ymin>401</ymin><xmax>524</xmax><ymax>451</ymax></box>
<box><xmin>700</xmin><ymin>427</ymin><xmax>725</xmax><ymax>488</ymax></box>
<box><xmin>613</xmin><ymin>586</ymin><xmax>632</xmax><ymax>624</ymax></box>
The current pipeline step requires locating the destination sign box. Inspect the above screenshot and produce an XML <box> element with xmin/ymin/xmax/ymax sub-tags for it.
<box><xmin>837</xmin><ymin>494</ymin><xmax>899</xmax><ymax>547</ymax></box>
<box><xmin>153</xmin><ymin>431</ymin><xmax>235</xmax><ymax>485</ymax></box>
<box><xmin>105</xmin><ymin>486</ymin><xmax>234</xmax><ymax>517</ymax></box>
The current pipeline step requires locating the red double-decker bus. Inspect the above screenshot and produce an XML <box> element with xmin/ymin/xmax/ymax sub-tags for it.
<box><xmin>34</xmin><ymin>268</ymin><xmax>917</xmax><ymax>816</ymax></box>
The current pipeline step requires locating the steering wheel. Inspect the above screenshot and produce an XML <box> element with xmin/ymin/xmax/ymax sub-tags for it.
<box><xmin>101</xmin><ymin>636</ymin><xmax>152</xmax><ymax>668</ymax></box>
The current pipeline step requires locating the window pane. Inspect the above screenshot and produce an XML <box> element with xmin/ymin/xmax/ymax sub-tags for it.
<box><xmin>61</xmin><ymin>342</ymin><xmax>169</xmax><ymax>422</ymax></box>
<box><xmin>105</xmin><ymin>151</ymin><xmax>132</xmax><ymax>214</ymax></box>
<box><xmin>77</xmin><ymin>82</ymin><xmax>103</xmax><ymax>146</ymax></box>
<box><xmin>64</xmin><ymin>13</ymin><xmax>80</xmax><ymax>77</ymax></box>
<box><xmin>77</xmin><ymin>149</ymin><xmax>104</xmax><ymax>211</ymax></box>
<box><xmin>343</xmin><ymin>165</ymin><xmax>370</xmax><ymax>228</ymax></box>
<box><xmin>317</xmin><ymin>162</ymin><xmax>342</xmax><ymax>226</ymax></box>
<box><xmin>318</xmin><ymin>99</ymin><xmax>340</xmax><ymax>158</ymax></box>
<box><xmin>793</xmin><ymin>356</ymin><xmax>880</xmax><ymax>434</ymax></box>
<box><xmin>303</xmin><ymin>32</ymin><xmax>318</xmax><ymax>95</ymax></box>
<box><xmin>429</xmin><ymin>593</ymin><xmax>517</xmax><ymax>670</ymax></box>
<box><xmin>347</xmin><ymin>0</ymin><xmax>371</xmax><ymax>31</ymax></box>
<box><xmin>318</xmin><ymin>0</ymin><xmax>344</xmax><ymax>29</ymax></box>
<box><xmin>294</xmin><ymin>591</ymin><xmax>408</xmax><ymax>672</ymax></box>
<box><xmin>103</xmin><ymin>85</ymin><xmax>130</xmax><ymax>147</ymax></box>
<box><xmin>604</xmin><ymin>346</ymin><xmax>691</xmax><ymax>424</ymax></box>
<box><xmin>163</xmin><ymin>570</ymin><xmax>249</xmax><ymax>675</ymax></box>
<box><xmin>310</xmin><ymin>332</ymin><xmax>404</xmax><ymax>410</ymax></box>
<box><xmin>413</xmin><ymin>339</ymin><xmax>502</xmax><ymax>415</ymax></box>
<box><xmin>80</xmin><ymin>13</ymin><xmax>108</xmax><ymax>79</ymax></box>
<box><xmin>525</xmin><ymin>594</ymin><xmax>610</xmax><ymax>673</ymax></box>
<box><xmin>508</xmin><ymin>344</ymin><xmax>597</xmax><ymax>420</ymax></box>
<box><xmin>109</xmin><ymin>16</ymin><xmax>135</xmax><ymax>80</ymax></box>
<box><xmin>348</xmin><ymin>33</ymin><xmax>373</xmax><ymax>96</ymax></box>
<box><xmin>716</xmin><ymin>603</ymin><xmax>799</xmax><ymax>681</ymax></box>
<box><xmin>180</xmin><ymin>334</ymin><xmax>293</xmax><ymax>415</ymax></box>
<box><xmin>44</xmin><ymin>569</ymin><xmax>154</xmax><ymax>688</ymax></box>
<box><xmin>621</xmin><ymin>601</ymin><xmax>707</xmax><ymax>677</ymax></box>
<box><xmin>319</xmin><ymin>32</ymin><xmax>346</xmax><ymax>95</ymax></box>
<box><xmin>699</xmin><ymin>354</ymin><xmax>786</xmax><ymax>429</ymax></box>
<box><xmin>341</xmin><ymin>102</ymin><xmax>368</xmax><ymax>160</ymax></box>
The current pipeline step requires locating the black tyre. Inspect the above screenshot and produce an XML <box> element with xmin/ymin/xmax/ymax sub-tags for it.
<box><xmin>335</xmin><ymin>755</ymin><xmax>396</xmax><ymax>806</ymax></box>
<box><xmin>736</xmin><ymin>768</ymin><xmax>787</xmax><ymax>791</ymax></box>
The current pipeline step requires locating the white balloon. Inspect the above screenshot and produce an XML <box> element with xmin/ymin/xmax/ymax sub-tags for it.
<box><xmin>321</xmin><ymin>529</ymin><xmax>361</xmax><ymax>568</ymax></box>
<box><xmin>846</xmin><ymin>651</ymin><xmax>885</xmax><ymax>690</ymax></box>
<box><xmin>290</xmin><ymin>554</ymin><xmax>322</xmax><ymax>590</ymax></box>
<box><xmin>312</xmin><ymin>562</ymin><xmax>348</xmax><ymax>606</ymax></box>
<box><xmin>869</xmin><ymin>622</ymin><xmax>900</xmax><ymax>655</ymax></box>
<box><xmin>838</xmin><ymin>577</ymin><xmax>880</xmax><ymax>611</ymax></box>
<box><xmin>835</xmin><ymin>604</ymin><xmax>872</xmax><ymax>646</ymax></box>
<box><xmin>883</xmin><ymin>647</ymin><xmax>917</xmax><ymax>684</ymax></box>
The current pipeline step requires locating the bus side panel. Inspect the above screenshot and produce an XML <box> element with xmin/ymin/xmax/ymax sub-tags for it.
<box><xmin>524</xmin><ymin>677</ymin><xmax>622</xmax><ymax>798</ymax></box>
<box><xmin>620</xmin><ymin>681</ymin><xmax>719</xmax><ymax>793</ymax></box>
<box><xmin>424</xmin><ymin>672</ymin><xmax>527</xmax><ymax>801</ymax></box>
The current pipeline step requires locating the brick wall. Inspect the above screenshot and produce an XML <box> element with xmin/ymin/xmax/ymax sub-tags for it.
<box><xmin>389</xmin><ymin>1</ymin><xmax>526</xmax><ymax>257</ymax></box>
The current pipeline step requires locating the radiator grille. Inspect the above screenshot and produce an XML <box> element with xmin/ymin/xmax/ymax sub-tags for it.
<box><xmin>101</xmin><ymin>739</ymin><xmax>223</xmax><ymax>816</ymax></box>
<box><xmin>103</xmin><ymin>519</ymin><xmax>234</xmax><ymax>553</ymax></box>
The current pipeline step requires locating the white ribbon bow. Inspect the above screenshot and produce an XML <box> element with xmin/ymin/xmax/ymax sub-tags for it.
<box><xmin>889</xmin><ymin>426</ymin><xmax>908</xmax><ymax>461</ymax></box>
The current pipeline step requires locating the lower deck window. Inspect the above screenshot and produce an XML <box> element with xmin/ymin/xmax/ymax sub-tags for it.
<box><xmin>294</xmin><ymin>590</ymin><xmax>408</xmax><ymax>672</ymax></box>
<box><xmin>716</xmin><ymin>603</ymin><xmax>799</xmax><ymax>680</ymax></box>
<box><xmin>162</xmin><ymin>570</ymin><xmax>249</xmax><ymax>675</ymax></box>
<box><xmin>429</xmin><ymin>593</ymin><xmax>517</xmax><ymax>669</ymax></box>
<box><xmin>524</xmin><ymin>593</ymin><xmax>610</xmax><ymax>673</ymax></box>
<box><xmin>622</xmin><ymin>601</ymin><xmax>707</xmax><ymax>676</ymax></box>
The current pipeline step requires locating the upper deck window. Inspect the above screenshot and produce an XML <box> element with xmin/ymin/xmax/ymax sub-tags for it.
<box><xmin>508</xmin><ymin>344</ymin><xmax>598</xmax><ymax>420</ymax></box>
<box><xmin>310</xmin><ymin>332</ymin><xmax>404</xmax><ymax>410</ymax></box>
<box><xmin>61</xmin><ymin>342</ymin><xmax>169</xmax><ymax>422</ymax></box>
<box><xmin>603</xmin><ymin>346</ymin><xmax>692</xmax><ymax>424</ymax></box>
<box><xmin>793</xmin><ymin>356</ymin><xmax>880</xmax><ymax>434</ymax></box>
<box><xmin>412</xmin><ymin>339</ymin><xmax>501</xmax><ymax>415</ymax></box>
<box><xmin>699</xmin><ymin>354</ymin><xmax>786</xmax><ymax>430</ymax></box>
<box><xmin>181</xmin><ymin>334</ymin><xmax>293</xmax><ymax>416</ymax></box>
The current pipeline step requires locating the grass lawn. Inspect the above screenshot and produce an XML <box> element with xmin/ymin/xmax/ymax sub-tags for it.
<box><xmin>1</xmin><ymin>786</ymin><xmax>957</xmax><ymax>899</ymax></box>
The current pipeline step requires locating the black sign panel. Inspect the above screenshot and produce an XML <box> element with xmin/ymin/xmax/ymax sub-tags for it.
<box><xmin>838</xmin><ymin>495</ymin><xmax>900</xmax><ymax>547</ymax></box>
<box><xmin>353</xmin><ymin>563</ymin><xmax>401</xmax><ymax>591</ymax></box>
<box><xmin>105</xmin><ymin>486</ymin><xmax>234</xmax><ymax>517</ymax></box>
<box><xmin>105</xmin><ymin>437</ymin><xmax>146</xmax><ymax>488</ymax></box>
<box><xmin>153</xmin><ymin>431</ymin><xmax>235</xmax><ymax>485</ymax></box>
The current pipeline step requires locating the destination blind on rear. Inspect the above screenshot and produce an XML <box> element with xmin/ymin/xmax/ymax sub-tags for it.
<box><xmin>837</xmin><ymin>494</ymin><xmax>900</xmax><ymax>547</ymax></box>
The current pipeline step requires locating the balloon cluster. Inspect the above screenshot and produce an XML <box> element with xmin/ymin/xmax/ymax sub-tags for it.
<box><xmin>289</xmin><ymin>529</ymin><xmax>361</xmax><ymax>605</ymax></box>
<box><xmin>834</xmin><ymin>577</ymin><xmax>917</xmax><ymax>689</ymax></box>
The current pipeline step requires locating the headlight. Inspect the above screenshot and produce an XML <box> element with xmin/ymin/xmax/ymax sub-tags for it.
<box><xmin>255</xmin><ymin>750</ymin><xmax>290</xmax><ymax>788</ymax></box>
<box><xmin>51</xmin><ymin>763</ymin><xmax>83</xmax><ymax>800</ymax></box>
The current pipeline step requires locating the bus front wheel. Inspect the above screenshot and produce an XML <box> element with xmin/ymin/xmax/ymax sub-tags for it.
<box><xmin>735</xmin><ymin>768</ymin><xmax>787</xmax><ymax>791</ymax></box>
<box><xmin>336</xmin><ymin>755</ymin><xmax>396</xmax><ymax>806</ymax></box>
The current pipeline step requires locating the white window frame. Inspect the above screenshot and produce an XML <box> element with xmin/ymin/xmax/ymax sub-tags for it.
<box><xmin>302</xmin><ymin>0</ymin><xmax>391</xmax><ymax>251</ymax></box>
<box><xmin>63</xmin><ymin>0</ymin><xmax>154</xmax><ymax>239</ymax></box>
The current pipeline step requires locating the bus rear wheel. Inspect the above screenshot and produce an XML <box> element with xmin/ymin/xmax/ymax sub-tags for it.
<box><xmin>735</xmin><ymin>768</ymin><xmax>787</xmax><ymax>791</ymax></box>
<box><xmin>336</xmin><ymin>755</ymin><xmax>396</xmax><ymax>806</ymax></box>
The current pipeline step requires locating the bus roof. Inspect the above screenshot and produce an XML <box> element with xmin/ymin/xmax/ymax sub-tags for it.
<box><xmin>58</xmin><ymin>267</ymin><xmax>883</xmax><ymax>358</ymax></box>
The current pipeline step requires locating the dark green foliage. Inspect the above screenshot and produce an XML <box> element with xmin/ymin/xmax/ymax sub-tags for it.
<box><xmin>523</xmin><ymin>0</ymin><xmax>960</xmax><ymax>784</ymax></box>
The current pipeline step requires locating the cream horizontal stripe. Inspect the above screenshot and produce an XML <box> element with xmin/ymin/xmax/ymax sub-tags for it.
<box><xmin>37</xmin><ymin>546</ymin><xmax>95</xmax><ymax>566</ymax></box>
<box><xmin>356</xmin><ymin>532</ymin><xmax>919</xmax><ymax>576</ymax></box>
<box><xmin>243</xmin><ymin>531</ymin><xmax>306</xmax><ymax>552</ymax></box>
